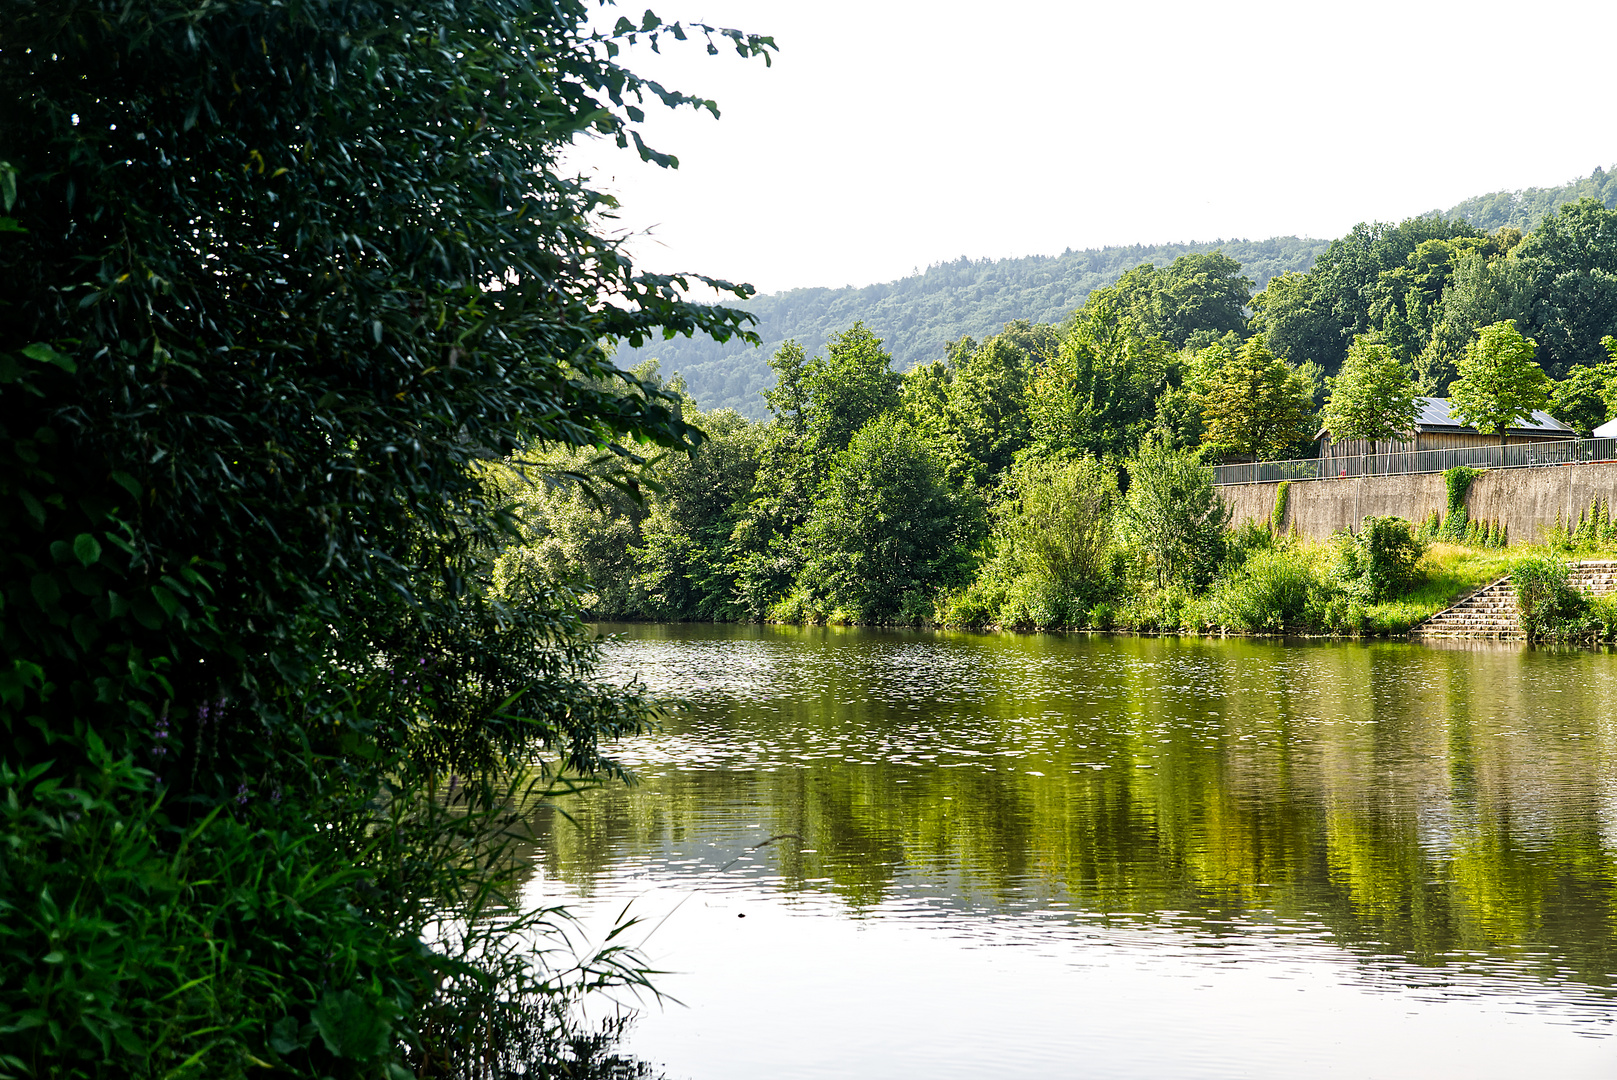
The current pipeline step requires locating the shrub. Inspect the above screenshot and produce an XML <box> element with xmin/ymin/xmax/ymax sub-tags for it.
<box><xmin>797</xmin><ymin>414</ymin><xmax>967</xmax><ymax>623</ymax></box>
<box><xmin>1118</xmin><ymin>440</ymin><xmax>1230</xmax><ymax>589</ymax></box>
<box><xmin>1208</xmin><ymin>547</ymin><xmax>1323</xmax><ymax>632</ymax></box>
<box><xmin>1225</xmin><ymin>519</ymin><xmax>1275</xmax><ymax>567</ymax></box>
<box><xmin>1512</xmin><ymin>555</ymin><xmax>1593</xmax><ymax>640</ymax></box>
<box><xmin>1591</xmin><ymin>594</ymin><xmax>1617</xmax><ymax>641</ymax></box>
<box><xmin>1332</xmin><ymin>516</ymin><xmax>1425</xmax><ymax>602</ymax></box>
<box><xmin>1117</xmin><ymin>585</ymin><xmax>1200</xmax><ymax>633</ymax></box>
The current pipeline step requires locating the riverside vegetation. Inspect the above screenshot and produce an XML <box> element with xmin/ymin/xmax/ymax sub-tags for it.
<box><xmin>0</xmin><ymin>2</ymin><xmax>773</xmax><ymax>1078</ymax></box>
<box><xmin>614</xmin><ymin>165</ymin><xmax>1617</xmax><ymax>415</ymax></box>
<box><xmin>515</xmin><ymin>200</ymin><xmax>1617</xmax><ymax>638</ymax></box>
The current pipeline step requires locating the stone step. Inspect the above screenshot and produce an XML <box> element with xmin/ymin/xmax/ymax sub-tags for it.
<box><xmin>1411</xmin><ymin>559</ymin><xmax>1617</xmax><ymax>639</ymax></box>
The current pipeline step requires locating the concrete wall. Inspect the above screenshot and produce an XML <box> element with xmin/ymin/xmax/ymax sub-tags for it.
<box><xmin>1220</xmin><ymin>462</ymin><xmax>1617</xmax><ymax>542</ymax></box>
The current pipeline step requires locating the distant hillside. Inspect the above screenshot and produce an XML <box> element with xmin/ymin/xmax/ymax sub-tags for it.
<box><xmin>1436</xmin><ymin>164</ymin><xmax>1617</xmax><ymax>232</ymax></box>
<box><xmin>618</xmin><ymin>237</ymin><xmax>1330</xmax><ymax>417</ymax></box>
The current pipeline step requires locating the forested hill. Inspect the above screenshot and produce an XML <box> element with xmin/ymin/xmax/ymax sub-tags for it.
<box><xmin>1437</xmin><ymin>166</ymin><xmax>1617</xmax><ymax>232</ymax></box>
<box><xmin>618</xmin><ymin>237</ymin><xmax>1329</xmax><ymax>416</ymax></box>
<box><xmin>619</xmin><ymin>164</ymin><xmax>1617</xmax><ymax>418</ymax></box>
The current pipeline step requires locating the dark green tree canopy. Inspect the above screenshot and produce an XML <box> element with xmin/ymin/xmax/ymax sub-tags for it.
<box><xmin>1</xmin><ymin>1</ymin><xmax>777</xmax><ymax>1075</ymax></box>
<box><xmin>1511</xmin><ymin>199</ymin><xmax>1617</xmax><ymax>378</ymax></box>
<box><xmin>1</xmin><ymin>0</ymin><xmax>774</xmax><ymax>785</ymax></box>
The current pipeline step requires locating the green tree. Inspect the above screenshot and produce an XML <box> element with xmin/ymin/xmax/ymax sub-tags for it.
<box><xmin>1026</xmin><ymin>295</ymin><xmax>1172</xmax><ymax>459</ymax></box>
<box><xmin>1417</xmin><ymin>243</ymin><xmax>1533</xmax><ymax>393</ymax></box>
<box><xmin>1306</xmin><ymin>216</ymin><xmax>1485</xmax><ymax>369</ymax></box>
<box><xmin>796</xmin><ymin>415</ymin><xmax>967</xmax><ymax>623</ymax></box>
<box><xmin>803</xmin><ymin>322</ymin><xmax>904</xmax><ymax>458</ymax></box>
<box><xmin>1099</xmin><ymin>253</ymin><xmax>1253</xmax><ymax>350</ymax></box>
<box><xmin>1552</xmin><ymin>357</ymin><xmax>1617</xmax><ymax>437</ymax></box>
<box><xmin>1321</xmin><ymin>339</ymin><xmax>1421</xmax><ymax>456</ymax></box>
<box><xmin>988</xmin><ymin>455</ymin><xmax>1119</xmax><ymax>623</ymax></box>
<box><xmin>1510</xmin><ymin>199</ymin><xmax>1617</xmax><ymax>378</ymax></box>
<box><xmin>729</xmin><ymin>327</ymin><xmax>903</xmax><ymax>615</ymax></box>
<box><xmin>1251</xmin><ymin>271</ymin><xmax>1341</xmax><ymax>371</ymax></box>
<box><xmin>1448</xmin><ymin>321</ymin><xmax>1553</xmax><ymax>445</ymax></box>
<box><xmin>1159</xmin><ymin>251</ymin><xmax>1256</xmax><ymax>347</ymax></box>
<box><xmin>1117</xmin><ymin>439</ymin><xmax>1231</xmax><ymax>589</ymax></box>
<box><xmin>1199</xmin><ymin>338</ymin><xmax>1318</xmax><ymax>460</ymax></box>
<box><xmin>0</xmin><ymin>0</ymin><xmax>771</xmax><ymax>1073</ymax></box>
<box><xmin>729</xmin><ymin>341</ymin><xmax>820</xmax><ymax>614</ymax></box>
<box><xmin>637</xmin><ymin>407</ymin><xmax>764</xmax><ymax>620</ymax></box>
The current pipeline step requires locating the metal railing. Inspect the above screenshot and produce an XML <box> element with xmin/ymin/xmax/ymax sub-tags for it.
<box><xmin>1211</xmin><ymin>437</ymin><xmax>1617</xmax><ymax>486</ymax></box>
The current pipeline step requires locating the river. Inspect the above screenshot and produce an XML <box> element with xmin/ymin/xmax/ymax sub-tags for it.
<box><xmin>520</xmin><ymin>624</ymin><xmax>1617</xmax><ymax>1078</ymax></box>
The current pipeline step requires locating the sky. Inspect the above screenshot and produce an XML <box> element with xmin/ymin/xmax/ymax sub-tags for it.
<box><xmin>567</xmin><ymin>0</ymin><xmax>1617</xmax><ymax>298</ymax></box>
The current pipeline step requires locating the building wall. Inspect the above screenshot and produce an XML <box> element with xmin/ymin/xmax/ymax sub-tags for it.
<box><xmin>1222</xmin><ymin>462</ymin><xmax>1617</xmax><ymax>541</ymax></box>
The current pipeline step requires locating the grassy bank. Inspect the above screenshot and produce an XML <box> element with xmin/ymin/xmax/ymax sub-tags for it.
<box><xmin>942</xmin><ymin>536</ymin><xmax>1601</xmax><ymax>639</ymax></box>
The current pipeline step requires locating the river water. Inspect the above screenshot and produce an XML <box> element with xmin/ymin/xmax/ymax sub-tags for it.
<box><xmin>521</xmin><ymin>624</ymin><xmax>1617</xmax><ymax>1078</ymax></box>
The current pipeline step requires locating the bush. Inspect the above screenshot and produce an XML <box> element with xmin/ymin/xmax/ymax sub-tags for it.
<box><xmin>1591</xmin><ymin>595</ymin><xmax>1617</xmax><ymax>641</ymax></box>
<box><xmin>1225</xmin><ymin>519</ymin><xmax>1276</xmax><ymax>567</ymax></box>
<box><xmin>1331</xmin><ymin>517</ymin><xmax>1425</xmax><ymax>602</ymax></box>
<box><xmin>1512</xmin><ymin>555</ymin><xmax>1593</xmax><ymax>640</ymax></box>
<box><xmin>1207</xmin><ymin>547</ymin><xmax>1323</xmax><ymax>632</ymax></box>
<box><xmin>1116</xmin><ymin>585</ymin><xmax>1201</xmax><ymax>633</ymax></box>
<box><xmin>1117</xmin><ymin>440</ymin><xmax>1230</xmax><ymax>589</ymax></box>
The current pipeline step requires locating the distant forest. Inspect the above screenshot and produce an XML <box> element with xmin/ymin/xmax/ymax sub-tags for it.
<box><xmin>616</xmin><ymin>166</ymin><xmax>1617</xmax><ymax>416</ymax></box>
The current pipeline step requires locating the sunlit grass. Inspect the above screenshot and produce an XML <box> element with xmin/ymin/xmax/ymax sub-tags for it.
<box><xmin>1359</xmin><ymin>542</ymin><xmax>1522</xmax><ymax>634</ymax></box>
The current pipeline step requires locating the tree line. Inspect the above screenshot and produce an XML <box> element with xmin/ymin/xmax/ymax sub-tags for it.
<box><xmin>525</xmin><ymin>201</ymin><xmax>1617</xmax><ymax>631</ymax></box>
<box><xmin>616</xmin><ymin>165</ymin><xmax>1617</xmax><ymax>417</ymax></box>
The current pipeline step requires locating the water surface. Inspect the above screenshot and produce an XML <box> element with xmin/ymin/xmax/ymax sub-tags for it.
<box><xmin>523</xmin><ymin>625</ymin><xmax>1617</xmax><ymax>1078</ymax></box>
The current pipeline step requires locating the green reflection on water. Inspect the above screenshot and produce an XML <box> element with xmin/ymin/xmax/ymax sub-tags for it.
<box><xmin>530</xmin><ymin>626</ymin><xmax>1617</xmax><ymax>991</ymax></box>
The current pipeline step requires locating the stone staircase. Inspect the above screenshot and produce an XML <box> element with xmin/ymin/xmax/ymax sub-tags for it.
<box><xmin>1409</xmin><ymin>559</ymin><xmax>1617</xmax><ymax>641</ymax></box>
<box><xmin>1567</xmin><ymin>559</ymin><xmax>1617</xmax><ymax>596</ymax></box>
<box><xmin>1410</xmin><ymin>577</ymin><xmax>1523</xmax><ymax>640</ymax></box>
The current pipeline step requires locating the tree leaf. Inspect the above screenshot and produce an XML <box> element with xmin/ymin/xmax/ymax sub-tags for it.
<box><xmin>73</xmin><ymin>533</ymin><xmax>101</xmax><ymax>567</ymax></box>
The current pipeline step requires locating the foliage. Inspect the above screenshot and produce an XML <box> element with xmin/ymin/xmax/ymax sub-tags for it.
<box><xmin>729</xmin><ymin>327</ymin><xmax>903</xmax><ymax>617</ymax></box>
<box><xmin>1198</xmin><ymin>338</ymin><xmax>1318</xmax><ymax>460</ymax></box>
<box><xmin>1321</xmin><ymin>219</ymin><xmax>1487</xmax><ymax>357</ymax></box>
<box><xmin>1540</xmin><ymin>495</ymin><xmax>1617</xmax><ymax>553</ymax></box>
<box><xmin>1447</xmin><ymin>322</ymin><xmax>1552</xmax><ymax>444</ymax></box>
<box><xmin>1511</xmin><ymin>555</ymin><xmax>1593</xmax><ymax>640</ymax></box>
<box><xmin>1442</xmin><ymin>165</ymin><xmax>1617</xmax><ymax>232</ymax></box>
<box><xmin>1117</xmin><ymin>440</ymin><xmax>1230</xmax><ymax>589</ymax></box>
<box><xmin>1552</xmin><ymin>358</ymin><xmax>1617</xmax><ymax>436</ymax></box>
<box><xmin>796</xmin><ymin>414</ymin><xmax>970</xmax><ymax>624</ymax></box>
<box><xmin>926</xmin><ymin>325</ymin><xmax>1055</xmax><ymax>485</ymax></box>
<box><xmin>1507</xmin><ymin>199</ymin><xmax>1617</xmax><ymax>379</ymax></box>
<box><xmin>1025</xmin><ymin>295</ymin><xmax>1172</xmax><ymax>459</ymax></box>
<box><xmin>1416</xmin><ymin>242</ymin><xmax>1532</xmax><ymax>393</ymax></box>
<box><xmin>1331</xmin><ymin>517</ymin><xmax>1427</xmax><ymax>602</ymax></box>
<box><xmin>0</xmin><ymin>0</ymin><xmax>772</xmax><ymax>1074</ymax></box>
<box><xmin>1250</xmin><ymin>271</ymin><xmax>1341</xmax><ymax>372</ymax></box>
<box><xmin>1321</xmin><ymin>339</ymin><xmax>1420</xmax><ymax>451</ymax></box>
<box><xmin>615</xmin><ymin>239</ymin><xmax>1331</xmax><ymax>416</ymax></box>
<box><xmin>1271</xmin><ymin>481</ymin><xmax>1292</xmax><ymax>535</ymax></box>
<box><xmin>1090</xmin><ymin>253</ymin><xmax>1253</xmax><ymax>349</ymax></box>
<box><xmin>1207</xmin><ymin>545</ymin><xmax>1324</xmax><ymax>632</ymax></box>
<box><xmin>636</xmin><ymin>408</ymin><xmax>765</xmax><ymax>620</ymax></box>
<box><xmin>946</xmin><ymin>455</ymin><xmax>1120</xmax><ymax>629</ymax></box>
<box><xmin>1438</xmin><ymin>466</ymin><xmax>1484</xmax><ymax>541</ymax></box>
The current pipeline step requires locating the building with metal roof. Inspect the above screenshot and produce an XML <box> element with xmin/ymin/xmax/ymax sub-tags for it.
<box><xmin>1318</xmin><ymin>396</ymin><xmax>1574</xmax><ymax>469</ymax></box>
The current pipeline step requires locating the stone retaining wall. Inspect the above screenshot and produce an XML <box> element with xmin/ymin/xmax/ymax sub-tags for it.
<box><xmin>1220</xmin><ymin>462</ymin><xmax>1617</xmax><ymax>542</ymax></box>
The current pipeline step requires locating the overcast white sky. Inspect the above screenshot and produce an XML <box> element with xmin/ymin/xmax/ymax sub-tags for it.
<box><xmin>568</xmin><ymin>0</ymin><xmax>1617</xmax><ymax>297</ymax></box>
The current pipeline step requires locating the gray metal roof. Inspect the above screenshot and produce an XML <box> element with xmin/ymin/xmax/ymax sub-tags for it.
<box><xmin>1414</xmin><ymin>396</ymin><xmax>1573</xmax><ymax>434</ymax></box>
